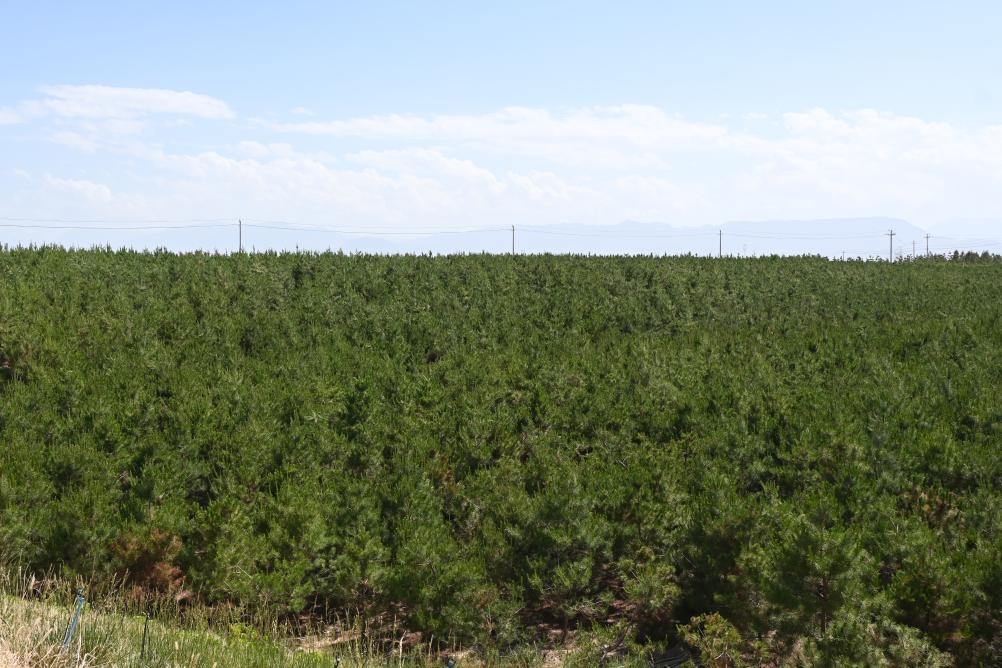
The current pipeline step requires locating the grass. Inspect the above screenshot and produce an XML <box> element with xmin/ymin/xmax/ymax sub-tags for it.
<box><xmin>0</xmin><ymin>569</ymin><xmax>651</xmax><ymax>668</ymax></box>
<box><xmin>1</xmin><ymin>593</ymin><xmax>380</xmax><ymax>668</ymax></box>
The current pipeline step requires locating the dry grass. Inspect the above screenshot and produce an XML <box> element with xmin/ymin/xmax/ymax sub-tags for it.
<box><xmin>0</xmin><ymin>591</ymin><xmax>400</xmax><ymax>667</ymax></box>
<box><xmin>0</xmin><ymin>596</ymin><xmax>96</xmax><ymax>667</ymax></box>
<box><xmin>0</xmin><ymin>567</ymin><xmax>650</xmax><ymax>668</ymax></box>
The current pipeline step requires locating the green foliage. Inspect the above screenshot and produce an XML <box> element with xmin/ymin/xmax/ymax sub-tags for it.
<box><xmin>1</xmin><ymin>249</ymin><xmax>1001</xmax><ymax>665</ymax></box>
<box><xmin>679</xmin><ymin>613</ymin><xmax>746</xmax><ymax>667</ymax></box>
<box><xmin>621</xmin><ymin>559</ymin><xmax>681</xmax><ymax>622</ymax></box>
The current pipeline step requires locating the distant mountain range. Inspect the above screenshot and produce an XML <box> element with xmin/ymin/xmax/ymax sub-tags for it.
<box><xmin>237</xmin><ymin>217</ymin><xmax>1000</xmax><ymax>257</ymax></box>
<box><xmin>14</xmin><ymin>217</ymin><xmax>997</xmax><ymax>256</ymax></box>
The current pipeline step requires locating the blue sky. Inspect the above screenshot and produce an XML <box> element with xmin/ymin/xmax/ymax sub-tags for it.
<box><xmin>2</xmin><ymin>1</ymin><xmax>1002</xmax><ymax>251</ymax></box>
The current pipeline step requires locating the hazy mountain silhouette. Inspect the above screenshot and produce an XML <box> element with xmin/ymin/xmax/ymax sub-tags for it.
<box><xmin>33</xmin><ymin>217</ymin><xmax>998</xmax><ymax>256</ymax></box>
<box><xmin>246</xmin><ymin>217</ymin><xmax>968</xmax><ymax>257</ymax></box>
<box><xmin>929</xmin><ymin>219</ymin><xmax>1002</xmax><ymax>254</ymax></box>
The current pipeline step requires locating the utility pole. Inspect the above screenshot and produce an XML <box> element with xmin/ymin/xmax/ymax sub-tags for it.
<box><xmin>718</xmin><ymin>229</ymin><xmax>722</xmax><ymax>258</ymax></box>
<box><xmin>886</xmin><ymin>229</ymin><xmax>895</xmax><ymax>262</ymax></box>
<box><xmin>511</xmin><ymin>224</ymin><xmax>515</xmax><ymax>255</ymax></box>
<box><xmin>925</xmin><ymin>233</ymin><xmax>931</xmax><ymax>257</ymax></box>
<box><xmin>912</xmin><ymin>240</ymin><xmax>916</xmax><ymax>258</ymax></box>
<box><xmin>238</xmin><ymin>219</ymin><xmax>243</xmax><ymax>253</ymax></box>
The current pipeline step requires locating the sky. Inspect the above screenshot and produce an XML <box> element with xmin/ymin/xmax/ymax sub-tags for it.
<box><xmin>1</xmin><ymin>1</ymin><xmax>1002</xmax><ymax>253</ymax></box>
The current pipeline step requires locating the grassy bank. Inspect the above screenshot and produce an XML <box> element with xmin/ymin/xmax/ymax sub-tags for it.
<box><xmin>0</xmin><ymin>569</ymin><xmax>640</xmax><ymax>668</ymax></box>
<box><xmin>0</xmin><ymin>594</ymin><xmax>327</xmax><ymax>668</ymax></box>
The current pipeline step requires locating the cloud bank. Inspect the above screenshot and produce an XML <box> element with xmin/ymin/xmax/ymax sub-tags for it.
<box><xmin>33</xmin><ymin>85</ymin><xmax>234</xmax><ymax>120</ymax></box>
<box><xmin>2</xmin><ymin>85</ymin><xmax>1002</xmax><ymax>248</ymax></box>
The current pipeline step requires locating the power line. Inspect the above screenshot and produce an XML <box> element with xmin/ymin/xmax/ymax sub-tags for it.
<box><xmin>726</xmin><ymin>232</ymin><xmax>884</xmax><ymax>240</ymax></box>
<box><xmin>1</xmin><ymin>216</ymin><xmax>1000</xmax><ymax>256</ymax></box>
<box><xmin>0</xmin><ymin>217</ymin><xmax>953</xmax><ymax>244</ymax></box>
<box><xmin>0</xmin><ymin>222</ymin><xmax>234</xmax><ymax>230</ymax></box>
<box><xmin>0</xmin><ymin>216</ymin><xmax>232</xmax><ymax>225</ymax></box>
<box><xmin>514</xmin><ymin>227</ymin><xmax>714</xmax><ymax>239</ymax></box>
<box><xmin>240</xmin><ymin>220</ymin><xmax>509</xmax><ymax>236</ymax></box>
<box><xmin>929</xmin><ymin>240</ymin><xmax>1002</xmax><ymax>251</ymax></box>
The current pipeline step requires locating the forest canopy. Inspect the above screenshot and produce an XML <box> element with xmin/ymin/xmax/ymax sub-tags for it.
<box><xmin>1</xmin><ymin>249</ymin><xmax>1000</xmax><ymax>664</ymax></box>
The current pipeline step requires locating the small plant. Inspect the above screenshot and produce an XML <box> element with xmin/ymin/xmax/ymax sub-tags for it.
<box><xmin>679</xmin><ymin>613</ymin><xmax>744</xmax><ymax>668</ymax></box>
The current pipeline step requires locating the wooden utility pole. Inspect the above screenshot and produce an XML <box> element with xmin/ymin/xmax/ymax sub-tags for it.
<box><xmin>718</xmin><ymin>229</ymin><xmax>722</xmax><ymax>258</ymax></box>
<box><xmin>886</xmin><ymin>229</ymin><xmax>895</xmax><ymax>262</ymax></box>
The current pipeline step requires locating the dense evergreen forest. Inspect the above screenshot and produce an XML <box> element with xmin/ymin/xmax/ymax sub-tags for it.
<box><xmin>1</xmin><ymin>248</ymin><xmax>1000</xmax><ymax>665</ymax></box>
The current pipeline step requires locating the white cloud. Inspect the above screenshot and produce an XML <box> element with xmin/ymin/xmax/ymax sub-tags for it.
<box><xmin>48</xmin><ymin>131</ymin><xmax>101</xmax><ymax>152</ymax></box>
<box><xmin>268</xmin><ymin>105</ymin><xmax>724</xmax><ymax>143</ymax></box>
<box><xmin>43</xmin><ymin>174</ymin><xmax>116</xmax><ymax>203</ymax></box>
<box><xmin>235</xmin><ymin>141</ymin><xmax>286</xmax><ymax>159</ymax></box>
<box><xmin>9</xmin><ymin>100</ymin><xmax>1002</xmax><ymax>238</ymax></box>
<box><xmin>0</xmin><ymin>108</ymin><xmax>22</xmax><ymax>124</ymax></box>
<box><xmin>262</xmin><ymin>105</ymin><xmax>729</xmax><ymax>168</ymax></box>
<box><xmin>346</xmin><ymin>148</ymin><xmax>504</xmax><ymax>192</ymax></box>
<box><xmin>36</xmin><ymin>85</ymin><xmax>234</xmax><ymax>120</ymax></box>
